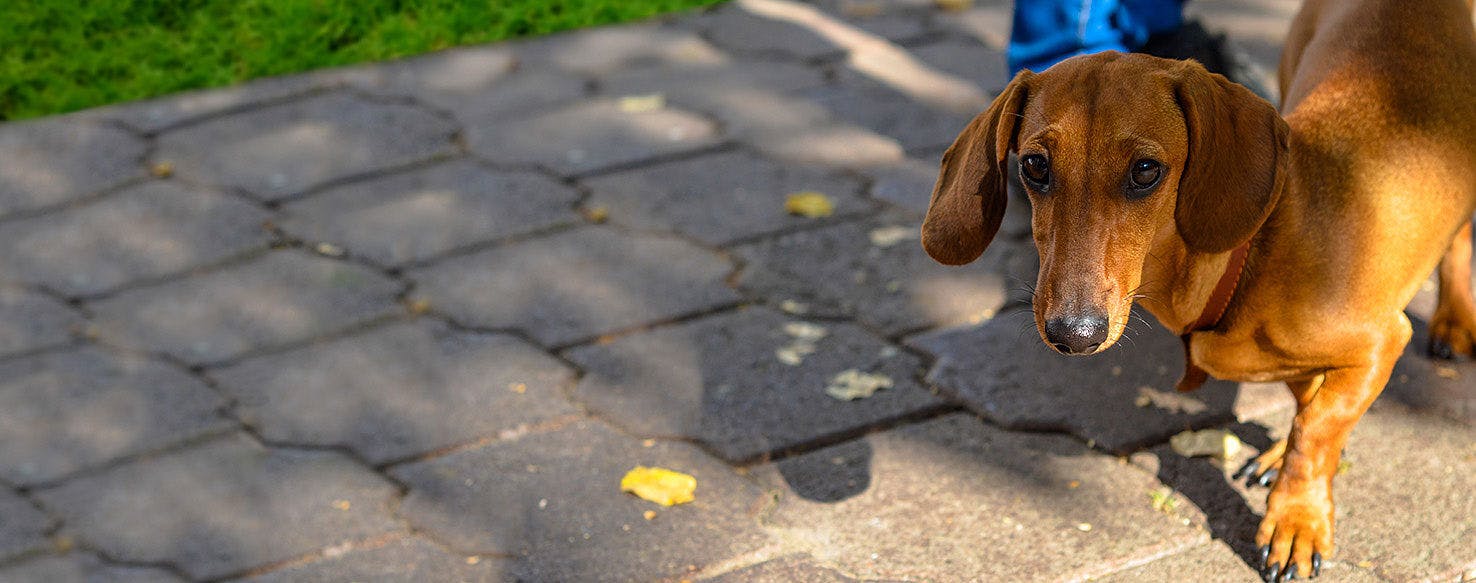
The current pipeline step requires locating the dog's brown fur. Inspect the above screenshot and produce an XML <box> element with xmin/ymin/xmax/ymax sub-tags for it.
<box><xmin>922</xmin><ymin>0</ymin><xmax>1476</xmax><ymax>578</ymax></box>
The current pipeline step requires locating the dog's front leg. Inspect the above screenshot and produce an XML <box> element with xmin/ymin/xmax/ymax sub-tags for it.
<box><xmin>1256</xmin><ymin>317</ymin><xmax>1410</xmax><ymax>582</ymax></box>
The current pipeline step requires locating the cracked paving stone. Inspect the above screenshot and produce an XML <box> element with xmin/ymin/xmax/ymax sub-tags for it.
<box><xmin>466</xmin><ymin>99</ymin><xmax>722</xmax><ymax>177</ymax></box>
<box><xmin>0</xmin><ymin>181</ymin><xmax>273</xmax><ymax>297</ymax></box>
<box><xmin>279</xmin><ymin>160</ymin><xmax>580</xmax><ymax>267</ymax></box>
<box><xmin>0</xmin><ymin>287</ymin><xmax>80</xmax><ymax>358</ymax></box>
<box><xmin>754</xmin><ymin>413</ymin><xmax>1207</xmax><ymax>581</ymax></box>
<box><xmin>736</xmin><ymin>211</ymin><xmax>1012</xmax><ymax>336</ymax></box>
<box><xmin>408</xmin><ymin>226</ymin><xmax>738</xmax><ymax>346</ymax></box>
<box><xmin>0</xmin><ymin>553</ymin><xmax>185</xmax><ymax>583</ymax></box>
<box><xmin>391</xmin><ymin>419</ymin><xmax>770</xmax><ymax>582</ymax></box>
<box><xmin>515</xmin><ymin>23</ymin><xmax>728</xmax><ymax>76</ymax></box>
<box><xmin>0</xmin><ymin>118</ymin><xmax>146</xmax><ymax>219</ymax></box>
<box><xmin>0</xmin><ymin>488</ymin><xmax>51</xmax><ymax>563</ymax></box>
<box><xmin>212</xmin><ymin>319</ymin><xmax>577</xmax><ymax>465</ymax></box>
<box><xmin>35</xmin><ymin>433</ymin><xmax>401</xmax><ymax>581</ymax></box>
<box><xmin>565</xmin><ymin>307</ymin><xmax>943</xmax><ymax>463</ymax></box>
<box><xmin>797</xmin><ymin>82</ymin><xmax>974</xmax><ymax>153</ymax></box>
<box><xmin>696</xmin><ymin>3</ymin><xmax>847</xmax><ymax>61</ymax></box>
<box><xmin>240</xmin><ymin>537</ymin><xmax>507</xmax><ymax>583</ymax></box>
<box><xmin>90</xmin><ymin>250</ymin><xmax>402</xmax><ymax>366</ymax></box>
<box><xmin>0</xmin><ymin>347</ymin><xmax>233</xmax><ymax>486</ymax></box>
<box><xmin>582</xmin><ymin>150</ymin><xmax>871</xmax><ymax>246</ymax></box>
<box><xmin>153</xmin><ymin>92</ymin><xmax>457</xmax><ymax>201</ymax></box>
<box><xmin>905</xmin><ymin>306</ymin><xmax>1300</xmax><ymax>454</ymax></box>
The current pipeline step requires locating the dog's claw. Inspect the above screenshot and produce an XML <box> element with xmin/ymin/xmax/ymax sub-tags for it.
<box><xmin>1429</xmin><ymin>338</ymin><xmax>1455</xmax><ymax>360</ymax></box>
<box><xmin>1283</xmin><ymin>563</ymin><xmax>1298</xmax><ymax>581</ymax></box>
<box><xmin>1260</xmin><ymin>545</ymin><xmax>1271</xmax><ymax>563</ymax></box>
<box><xmin>1235</xmin><ymin>459</ymin><xmax>1261</xmax><ymax>480</ymax></box>
<box><xmin>1257</xmin><ymin>468</ymin><xmax>1279</xmax><ymax>487</ymax></box>
<box><xmin>1262</xmin><ymin>562</ymin><xmax>1281</xmax><ymax>583</ymax></box>
<box><xmin>1311</xmin><ymin>553</ymin><xmax>1322</xmax><ymax>578</ymax></box>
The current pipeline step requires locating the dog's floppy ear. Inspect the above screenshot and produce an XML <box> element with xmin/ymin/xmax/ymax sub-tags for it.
<box><xmin>922</xmin><ymin>71</ymin><xmax>1031</xmax><ymax>265</ymax></box>
<box><xmin>1173</xmin><ymin>62</ymin><xmax>1289</xmax><ymax>253</ymax></box>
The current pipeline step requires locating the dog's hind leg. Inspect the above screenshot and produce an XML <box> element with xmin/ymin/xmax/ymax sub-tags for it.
<box><xmin>1428</xmin><ymin>220</ymin><xmax>1476</xmax><ymax>358</ymax></box>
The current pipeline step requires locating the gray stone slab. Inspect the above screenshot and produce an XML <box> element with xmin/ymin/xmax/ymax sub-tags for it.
<box><xmin>797</xmin><ymin>82</ymin><xmax>974</xmax><ymax>152</ymax></box>
<box><xmin>599</xmin><ymin>61</ymin><xmax>827</xmax><ymax>135</ymax></box>
<box><xmin>212</xmin><ymin>319</ymin><xmax>577</xmax><ymax>465</ymax></box>
<box><xmin>566</xmin><ymin>307</ymin><xmax>943</xmax><ymax>463</ymax></box>
<box><xmin>408</xmin><ymin>226</ymin><xmax>738</xmax><ymax>346</ymax></box>
<box><xmin>0</xmin><ymin>347</ymin><xmax>233</xmax><ymax>486</ymax></box>
<box><xmin>0</xmin><ymin>489</ymin><xmax>51</xmax><ymax>562</ymax></box>
<box><xmin>702</xmin><ymin>555</ymin><xmax>877</xmax><ymax>582</ymax></box>
<box><xmin>342</xmin><ymin>45</ymin><xmax>590</xmax><ymax>122</ymax></box>
<box><xmin>864</xmin><ymin>155</ymin><xmax>940</xmax><ymax>215</ymax></box>
<box><xmin>903</xmin><ymin>39</ymin><xmax>1010</xmax><ymax>96</ymax></box>
<box><xmin>100</xmin><ymin>74</ymin><xmax>337</xmax><ymax>135</ymax></box>
<box><xmin>391</xmin><ymin>419</ymin><xmax>771</xmax><ymax>582</ymax></box>
<box><xmin>582</xmin><ymin>150</ymin><xmax>871</xmax><ymax>246</ymax></box>
<box><xmin>744</xmin><ymin>123</ymin><xmax>905</xmax><ymax>170</ymax></box>
<box><xmin>0</xmin><ymin>181</ymin><xmax>273</xmax><ymax>297</ymax></box>
<box><xmin>0</xmin><ymin>287</ymin><xmax>80</xmax><ymax>358</ymax></box>
<box><xmin>467</xmin><ymin>99</ymin><xmax>722</xmax><ymax>177</ymax></box>
<box><xmin>279</xmin><ymin>160</ymin><xmax>580</xmax><ymax>267</ymax></box>
<box><xmin>1091</xmin><ymin>541</ymin><xmax>1383</xmax><ymax>583</ymax></box>
<box><xmin>241</xmin><ymin>536</ymin><xmax>507</xmax><ymax>583</ymax></box>
<box><xmin>515</xmin><ymin>23</ymin><xmax>728</xmax><ymax>76</ymax></box>
<box><xmin>0</xmin><ymin>119</ymin><xmax>146</xmax><ymax>218</ymax></box>
<box><xmin>906</xmin><ymin>307</ymin><xmax>1296</xmax><ymax>453</ymax></box>
<box><xmin>90</xmin><ymin>250</ymin><xmax>402</xmax><ymax>366</ymax></box>
<box><xmin>735</xmin><ymin>212</ymin><xmax>1012</xmax><ymax>336</ymax></box>
<box><xmin>697</xmin><ymin>4</ymin><xmax>846</xmax><ymax>61</ymax></box>
<box><xmin>154</xmin><ymin>92</ymin><xmax>457</xmax><ymax>201</ymax></box>
<box><xmin>756</xmin><ymin>413</ymin><xmax>1206</xmax><ymax>581</ymax></box>
<box><xmin>0</xmin><ymin>553</ymin><xmax>185</xmax><ymax>583</ymax></box>
<box><xmin>35</xmin><ymin>433</ymin><xmax>401</xmax><ymax>581</ymax></box>
<box><xmin>1382</xmin><ymin>315</ymin><xmax>1476</xmax><ymax>426</ymax></box>
<box><xmin>1330</xmin><ymin>402</ymin><xmax>1476</xmax><ymax>582</ymax></box>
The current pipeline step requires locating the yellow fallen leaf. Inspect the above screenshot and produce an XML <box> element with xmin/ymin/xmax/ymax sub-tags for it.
<box><xmin>785</xmin><ymin>191</ymin><xmax>834</xmax><ymax>218</ymax></box>
<box><xmin>150</xmin><ymin>161</ymin><xmax>174</xmax><ymax>178</ymax></box>
<box><xmin>1169</xmin><ymin>429</ymin><xmax>1242</xmax><ymax>460</ymax></box>
<box><xmin>621</xmin><ymin>466</ymin><xmax>696</xmax><ymax>506</ymax></box>
<box><xmin>825</xmin><ymin>369</ymin><xmax>894</xmax><ymax>401</ymax></box>
<box><xmin>582</xmin><ymin>205</ymin><xmax>610</xmax><ymax>223</ymax></box>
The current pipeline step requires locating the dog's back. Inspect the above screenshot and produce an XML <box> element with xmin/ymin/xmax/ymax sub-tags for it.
<box><xmin>1269</xmin><ymin>0</ymin><xmax>1476</xmax><ymax>312</ymax></box>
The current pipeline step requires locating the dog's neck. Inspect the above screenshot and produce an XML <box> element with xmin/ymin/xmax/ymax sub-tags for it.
<box><xmin>1136</xmin><ymin>234</ymin><xmax>1253</xmax><ymax>334</ymax></box>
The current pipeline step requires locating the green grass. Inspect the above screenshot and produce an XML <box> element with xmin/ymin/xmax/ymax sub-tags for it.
<box><xmin>0</xmin><ymin>0</ymin><xmax>727</xmax><ymax>121</ymax></box>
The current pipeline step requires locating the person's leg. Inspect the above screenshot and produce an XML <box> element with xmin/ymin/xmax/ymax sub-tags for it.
<box><xmin>1008</xmin><ymin>0</ymin><xmax>1185</xmax><ymax>75</ymax></box>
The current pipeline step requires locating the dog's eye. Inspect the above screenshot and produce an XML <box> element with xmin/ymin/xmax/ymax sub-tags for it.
<box><xmin>1020</xmin><ymin>154</ymin><xmax>1050</xmax><ymax>188</ymax></box>
<box><xmin>1128</xmin><ymin>159</ymin><xmax>1163</xmax><ymax>194</ymax></box>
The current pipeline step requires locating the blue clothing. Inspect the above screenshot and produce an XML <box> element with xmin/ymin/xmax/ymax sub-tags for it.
<box><xmin>1008</xmin><ymin>0</ymin><xmax>1186</xmax><ymax>75</ymax></box>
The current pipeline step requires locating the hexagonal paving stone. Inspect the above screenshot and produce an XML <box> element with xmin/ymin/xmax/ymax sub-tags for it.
<box><xmin>906</xmin><ymin>307</ymin><xmax>1295</xmax><ymax>454</ymax></box>
<box><xmin>736</xmin><ymin>212</ymin><xmax>1015</xmax><ymax>336</ymax></box>
<box><xmin>90</xmin><ymin>250</ymin><xmax>402</xmax><ymax>366</ymax></box>
<box><xmin>100</xmin><ymin>72</ymin><xmax>335</xmax><ymax>134</ymax></box>
<box><xmin>343</xmin><ymin>45</ymin><xmax>590</xmax><ymax>123</ymax></box>
<box><xmin>0</xmin><ymin>181</ymin><xmax>273</xmax><ymax>297</ymax></box>
<box><xmin>582</xmin><ymin>151</ymin><xmax>871</xmax><ymax>246</ymax></box>
<box><xmin>743</xmin><ymin>123</ymin><xmax>905</xmax><ymax>170</ymax></box>
<box><xmin>212</xmin><ymin>319</ymin><xmax>577</xmax><ymax>464</ymax></box>
<box><xmin>0</xmin><ymin>287</ymin><xmax>80</xmax><ymax>358</ymax></box>
<box><xmin>240</xmin><ymin>537</ymin><xmax>507</xmax><ymax>583</ymax></box>
<box><xmin>797</xmin><ymin>82</ymin><xmax>974</xmax><ymax>152</ymax></box>
<box><xmin>279</xmin><ymin>160</ymin><xmax>580</xmax><ymax>267</ymax></box>
<box><xmin>35</xmin><ymin>433</ymin><xmax>401</xmax><ymax>581</ymax></box>
<box><xmin>599</xmin><ymin>61</ymin><xmax>827</xmax><ymax>137</ymax></box>
<box><xmin>755</xmin><ymin>413</ymin><xmax>1206</xmax><ymax>581</ymax></box>
<box><xmin>697</xmin><ymin>4</ymin><xmax>846</xmax><ymax>61</ymax></box>
<box><xmin>702</xmin><ymin>555</ymin><xmax>881</xmax><ymax>582</ymax></box>
<box><xmin>514</xmin><ymin>23</ymin><xmax>728</xmax><ymax>76</ymax></box>
<box><xmin>408</xmin><ymin>226</ymin><xmax>739</xmax><ymax>347</ymax></box>
<box><xmin>0</xmin><ymin>553</ymin><xmax>185</xmax><ymax>583</ymax></box>
<box><xmin>391</xmin><ymin>419</ymin><xmax>771</xmax><ymax>582</ymax></box>
<box><xmin>0</xmin><ymin>489</ymin><xmax>51</xmax><ymax>562</ymax></box>
<box><xmin>154</xmin><ymin>92</ymin><xmax>457</xmax><ymax>201</ymax></box>
<box><xmin>0</xmin><ymin>119</ymin><xmax>146</xmax><ymax>218</ymax></box>
<box><xmin>0</xmin><ymin>348</ymin><xmax>233</xmax><ymax>487</ymax></box>
<box><xmin>566</xmin><ymin>307</ymin><xmax>944</xmax><ymax>463</ymax></box>
<box><xmin>467</xmin><ymin>99</ymin><xmax>722</xmax><ymax>177</ymax></box>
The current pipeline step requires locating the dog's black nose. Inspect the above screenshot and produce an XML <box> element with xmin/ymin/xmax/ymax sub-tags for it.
<box><xmin>1045</xmin><ymin>315</ymin><xmax>1108</xmax><ymax>354</ymax></box>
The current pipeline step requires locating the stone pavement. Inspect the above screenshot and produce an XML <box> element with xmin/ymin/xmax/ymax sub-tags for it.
<box><xmin>0</xmin><ymin>0</ymin><xmax>1473</xmax><ymax>581</ymax></box>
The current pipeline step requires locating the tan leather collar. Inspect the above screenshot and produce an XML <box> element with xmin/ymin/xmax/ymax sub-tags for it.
<box><xmin>1188</xmin><ymin>241</ymin><xmax>1251</xmax><ymax>332</ymax></box>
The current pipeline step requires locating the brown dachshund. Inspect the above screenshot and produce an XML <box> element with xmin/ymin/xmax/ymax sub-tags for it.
<box><xmin>921</xmin><ymin>0</ymin><xmax>1476</xmax><ymax>580</ymax></box>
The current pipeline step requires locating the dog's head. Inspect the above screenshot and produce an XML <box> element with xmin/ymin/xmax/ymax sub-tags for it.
<box><xmin>923</xmin><ymin>52</ymin><xmax>1288</xmax><ymax>355</ymax></box>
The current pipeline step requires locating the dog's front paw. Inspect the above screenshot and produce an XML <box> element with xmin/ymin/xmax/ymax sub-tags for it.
<box><xmin>1427</xmin><ymin>303</ymin><xmax>1476</xmax><ymax>359</ymax></box>
<box><xmin>1256</xmin><ymin>489</ymin><xmax>1333</xmax><ymax>581</ymax></box>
